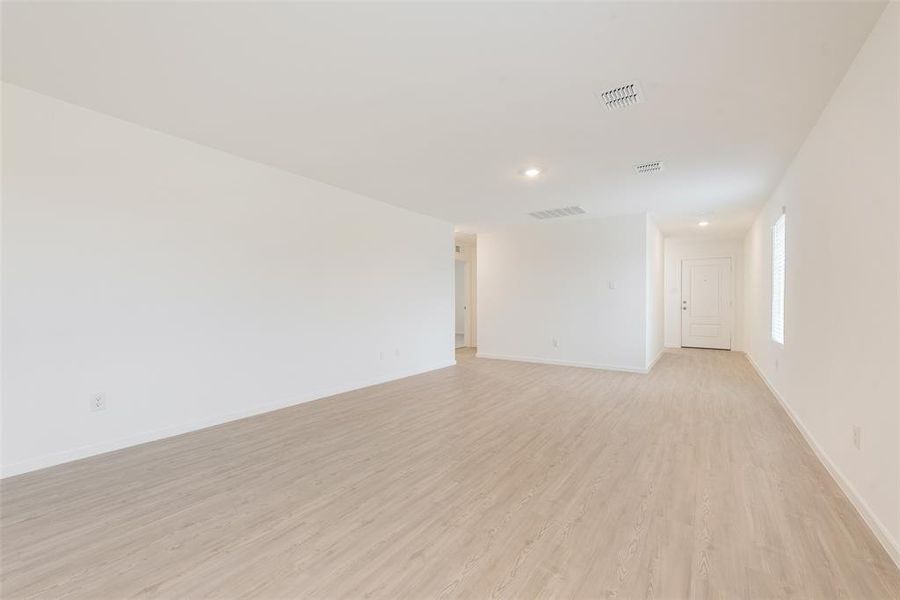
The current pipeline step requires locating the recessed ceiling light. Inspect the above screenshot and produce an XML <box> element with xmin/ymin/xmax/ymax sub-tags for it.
<box><xmin>698</xmin><ymin>221</ymin><xmax>710</xmax><ymax>227</ymax></box>
<box><xmin>523</xmin><ymin>167</ymin><xmax>541</xmax><ymax>178</ymax></box>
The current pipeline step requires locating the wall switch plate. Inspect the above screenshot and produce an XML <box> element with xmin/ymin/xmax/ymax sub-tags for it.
<box><xmin>91</xmin><ymin>394</ymin><xmax>106</xmax><ymax>411</ymax></box>
<box><xmin>853</xmin><ymin>425</ymin><xmax>861</xmax><ymax>450</ymax></box>
<box><xmin>552</xmin><ymin>338</ymin><xmax>559</xmax><ymax>348</ymax></box>
<box><xmin>608</xmin><ymin>280</ymin><xmax>617</xmax><ymax>290</ymax></box>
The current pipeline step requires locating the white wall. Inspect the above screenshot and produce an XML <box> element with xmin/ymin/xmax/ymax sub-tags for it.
<box><xmin>476</xmin><ymin>213</ymin><xmax>650</xmax><ymax>372</ymax></box>
<box><xmin>645</xmin><ymin>217</ymin><xmax>664</xmax><ymax>368</ymax></box>
<box><xmin>1</xmin><ymin>84</ymin><xmax>455</xmax><ymax>477</ymax></box>
<box><xmin>664</xmin><ymin>237</ymin><xmax>744</xmax><ymax>350</ymax></box>
<box><xmin>743</xmin><ymin>4</ymin><xmax>900</xmax><ymax>562</ymax></box>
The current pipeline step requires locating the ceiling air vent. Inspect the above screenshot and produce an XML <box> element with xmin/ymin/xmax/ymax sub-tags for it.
<box><xmin>596</xmin><ymin>82</ymin><xmax>643</xmax><ymax>110</ymax></box>
<box><xmin>634</xmin><ymin>161</ymin><xmax>664</xmax><ymax>174</ymax></box>
<box><xmin>528</xmin><ymin>206</ymin><xmax>587</xmax><ymax>220</ymax></box>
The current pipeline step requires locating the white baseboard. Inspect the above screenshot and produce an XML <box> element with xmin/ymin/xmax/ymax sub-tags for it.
<box><xmin>1</xmin><ymin>360</ymin><xmax>457</xmax><ymax>479</ymax></box>
<box><xmin>475</xmin><ymin>352</ymin><xmax>649</xmax><ymax>374</ymax></box>
<box><xmin>745</xmin><ymin>353</ymin><xmax>900</xmax><ymax>568</ymax></box>
<box><xmin>645</xmin><ymin>349</ymin><xmax>665</xmax><ymax>372</ymax></box>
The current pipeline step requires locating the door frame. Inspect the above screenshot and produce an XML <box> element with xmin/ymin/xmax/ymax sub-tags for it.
<box><xmin>680</xmin><ymin>256</ymin><xmax>734</xmax><ymax>350</ymax></box>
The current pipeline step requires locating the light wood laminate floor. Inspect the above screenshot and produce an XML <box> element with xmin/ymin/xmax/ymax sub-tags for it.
<box><xmin>2</xmin><ymin>349</ymin><xmax>899</xmax><ymax>599</ymax></box>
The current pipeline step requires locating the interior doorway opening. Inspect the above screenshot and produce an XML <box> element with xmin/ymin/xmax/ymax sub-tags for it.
<box><xmin>455</xmin><ymin>260</ymin><xmax>468</xmax><ymax>348</ymax></box>
<box><xmin>453</xmin><ymin>233</ymin><xmax>476</xmax><ymax>349</ymax></box>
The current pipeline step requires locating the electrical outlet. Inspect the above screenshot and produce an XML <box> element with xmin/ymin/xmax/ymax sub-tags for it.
<box><xmin>775</xmin><ymin>358</ymin><xmax>779</xmax><ymax>370</ymax></box>
<box><xmin>379</xmin><ymin>351</ymin><xmax>385</xmax><ymax>361</ymax></box>
<box><xmin>91</xmin><ymin>394</ymin><xmax>106</xmax><ymax>412</ymax></box>
<box><xmin>853</xmin><ymin>425</ymin><xmax>861</xmax><ymax>450</ymax></box>
<box><xmin>395</xmin><ymin>348</ymin><xmax>400</xmax><ymax>357</ymax></box>
<box><xmin>608</xmin><ymin>280</ymin><xmax>617</xmax><ymax>290</ymax></box>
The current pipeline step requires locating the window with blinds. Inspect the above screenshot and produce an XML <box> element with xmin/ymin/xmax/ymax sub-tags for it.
<box><xmin>771</xmin><ymin>213</ymin><xmax>786</xmax><ymax>344</ymax></box>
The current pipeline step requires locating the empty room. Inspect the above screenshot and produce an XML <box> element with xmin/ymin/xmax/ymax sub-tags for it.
<box><xmin>2</xmin><ymin>2</ymin><xmax>899</xmax><ymax>598</ymax></box>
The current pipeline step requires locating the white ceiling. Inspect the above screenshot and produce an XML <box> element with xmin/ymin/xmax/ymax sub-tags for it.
<box><xmin>2</xmin><ymin>2</ymin><xmax>884</xmax><ymax>236</ymax></box>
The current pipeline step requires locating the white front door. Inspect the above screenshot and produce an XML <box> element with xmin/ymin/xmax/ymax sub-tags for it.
<box><xmin>681</xmin><ymin>257</ymin><xmax>732</xmax><ymax>350</ymax></box>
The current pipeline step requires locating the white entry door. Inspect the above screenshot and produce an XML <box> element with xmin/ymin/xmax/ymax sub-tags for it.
<box><xmin>681</xmin><ymin>257</ymin><xmax>732</xmax><ymax>350</ymax></box>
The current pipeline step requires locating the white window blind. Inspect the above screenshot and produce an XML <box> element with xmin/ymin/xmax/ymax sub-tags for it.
<box><xmin>771</xmin><ymin>213</ymin><xmax>786</xmax><ymax>344</ymax></box>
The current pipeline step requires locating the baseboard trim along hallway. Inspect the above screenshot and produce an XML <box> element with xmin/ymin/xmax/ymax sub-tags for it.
<box><xmin>475</xmin><ymin>352</ymin><xmax>653</xmax><ymax>374</ymax></box>
<box><xmin>0</xmin><ymin>360</ymin><xmax>457</xmax><ymax>479</ymax></box>
<box><xmin>745</xmin><ymin>352</ymin><xmax>900</xmax><ymax>568</ymax></box>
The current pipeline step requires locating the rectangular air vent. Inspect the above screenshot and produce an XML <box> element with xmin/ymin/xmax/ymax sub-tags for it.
<box><xmin>528</xmin><ymin>206</ymin><xmax>587</xmax><ymax>220</ymax></box>
<box><xmin>596</xmin><ymin>82</ymin><xmax>643</xmax><ymax>110</ymax></box>
<box><xmin>634</xmin><ymin>161</ymin><xmax>663</xmax><ymax>174</ymax></box>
